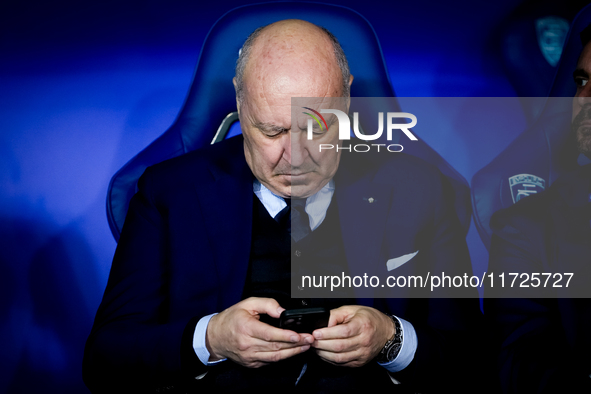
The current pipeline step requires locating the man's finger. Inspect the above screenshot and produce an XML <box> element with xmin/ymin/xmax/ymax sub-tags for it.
<box><xmin>248</xmin><ymin>337</ymin><xmax>313</xmax><ymax>352</ymax></box>
<box><xmin>249</xmin><ymin>318</ymin><xmax>314</xmax><ymax>344</ymax></box>
<box><xmin>312</xmin><ymin>319</ymin><xmax>361</xmax><ymax>340</ymax></box>
<box><xmin>315</xmin><ymin>347</ymin><xmax>364</xmax><ymax>366</ymax></box>
<box><xmin>312</xmin><ymin>337</ymin><xmax>358</xmax><ymax>353</ymax></box>
<box><xmin>254</xmin><ymin>344</ymin><xmax>311</xmax><ymax>363</ymax></box>
<box><xmin>326</xmin><ymin>306</ymin><xmax>352</xmax><ymax>327</ymax></box>
<box><xmin>242</xmin><ymin>297</ymin><xmax>285</xmax><ymax>318</ymax></box>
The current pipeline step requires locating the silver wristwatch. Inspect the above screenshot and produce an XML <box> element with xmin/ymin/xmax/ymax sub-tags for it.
<box><xmin>377</xmin><ymin>314</ymin><xmax>403</xmax><ymax>363</ymax></box>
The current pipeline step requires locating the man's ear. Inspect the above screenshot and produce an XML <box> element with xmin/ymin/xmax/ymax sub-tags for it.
<box><xmin>348</xmin><ymin>74</ymin><xmax>354</xmax><ymax>88</ymax></box>
<box><xmin>233</xmin><ymin>77</ymin><xmax>240</xmax><ymax>114</ymax></box>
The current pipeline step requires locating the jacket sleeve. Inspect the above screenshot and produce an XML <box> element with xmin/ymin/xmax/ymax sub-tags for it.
<box><xmin>83</xmin><ymin>167</ymin><xmax>208</xmax><ymax>393</ymax></box>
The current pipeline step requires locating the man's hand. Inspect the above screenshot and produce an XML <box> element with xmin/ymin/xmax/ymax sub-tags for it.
<box><xmin>206</xmin><ymin>297</ymin><xmax>314</xmax><ymax>368</ymax></box>
<box><xmin>311</xmin><ymin>305</ymin><xmax>395</xmax><ymax>367</ymax></box>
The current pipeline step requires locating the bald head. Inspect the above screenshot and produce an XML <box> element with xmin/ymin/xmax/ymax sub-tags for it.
<box><xmin>234</xmin><ymin>20</ymin><xmax>351</xmax><ymax>103</ymax></box>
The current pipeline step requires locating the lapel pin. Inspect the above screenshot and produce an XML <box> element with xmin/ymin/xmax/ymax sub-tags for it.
<box><xmin>363</xmin><ymin>197</ymin><xmax>376</xmax><ymax>203</ymax></box>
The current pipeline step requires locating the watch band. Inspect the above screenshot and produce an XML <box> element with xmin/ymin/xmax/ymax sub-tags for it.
<box><xmin>377</xmin><ymin>314</ymin><xmax>403</xmax><ymax>363</ymax></box>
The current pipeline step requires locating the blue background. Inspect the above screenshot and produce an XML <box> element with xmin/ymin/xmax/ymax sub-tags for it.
<box><xmin>0</xmin><ymin>0</ymin><xmax>570</xmax><ymax>392</ymax></box>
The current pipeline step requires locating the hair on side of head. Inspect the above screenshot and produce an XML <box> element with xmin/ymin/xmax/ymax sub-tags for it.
<box><xmin>235</xmin><ymin>25</ymin><xmax>268</xmax><ymax>104</ymax></box>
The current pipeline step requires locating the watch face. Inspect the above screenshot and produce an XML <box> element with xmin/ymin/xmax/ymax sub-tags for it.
<box><xmin>387</xmin><ymin>343</ymin><xmax>402</xmax><ymax>361</ymax></box>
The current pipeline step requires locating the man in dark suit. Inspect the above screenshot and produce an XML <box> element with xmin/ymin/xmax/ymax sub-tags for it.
<box><xmin>84</xmin><ymin>19</ymin><xmax>481</xmax><ymax>393</ymax></box>
<box><xmin>486</xmin><ymin>25</ymin><xmax>591</xmax><ymax>393</ymax></box>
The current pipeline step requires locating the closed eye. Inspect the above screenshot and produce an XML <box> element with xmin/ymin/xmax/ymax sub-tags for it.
<box><xmin>254</xmin><ymin>122</ymin><xmax>289</xmax><ymax>137</ymax></box>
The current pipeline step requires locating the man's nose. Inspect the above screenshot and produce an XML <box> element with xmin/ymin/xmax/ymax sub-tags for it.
<box><xmin>283</xmin><ymin>132</ymin><xmax>307</xmax><ymax>167</ymax></box>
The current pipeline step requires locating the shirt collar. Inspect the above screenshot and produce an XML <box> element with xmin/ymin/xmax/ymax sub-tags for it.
<box><xmin>253</xmin><ymin>179</ymin><xmax>335</xmax><ymax>231</ymax></box>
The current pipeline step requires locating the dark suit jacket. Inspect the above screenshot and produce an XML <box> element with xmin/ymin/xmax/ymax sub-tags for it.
<box><xmin>84</xmin><ymin>135</ymin><xmax>483</xmax><ymax>392</ymax></box>
<box><xmin>486</xmin><ymin>164</ymin><xmax>591</xmax><ymax>393</ymax></box>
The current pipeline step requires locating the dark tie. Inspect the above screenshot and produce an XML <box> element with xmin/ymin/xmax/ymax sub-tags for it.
<box><xmin>275</xmin><ymin>198</ymin><xmax>310</xmax><ymax>242</ymax></box>
<box><xmin>290</xmin><ymin>198</ymin><xmax>310</xmax><ymax>242</ymax></box>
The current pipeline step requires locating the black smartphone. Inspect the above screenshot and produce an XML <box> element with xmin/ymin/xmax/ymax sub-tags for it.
<box><xmin>279</xmin><ymin>307</ymin><xmax>330</xmax><ymax>333</ymax></box>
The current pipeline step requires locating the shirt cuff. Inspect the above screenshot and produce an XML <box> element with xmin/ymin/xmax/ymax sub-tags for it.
<box><xmin>193</xmin><ymin>313</ymin><xmax>227</xmax><ymax>366</ymax></box>
<box><xmin>377</xmin><ymin>316</ymin><xmax>417</xmax><ymax>373</ymax></box>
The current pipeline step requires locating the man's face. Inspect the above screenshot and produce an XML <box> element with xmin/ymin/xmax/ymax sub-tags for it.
<box><xmin>236</xmin><ymin>20</ymin><xmax>351</xmax><ymax>198</ymax></box>
<box><xmin>572</xmin><ymin>41</ymin><xmax>591</xmax><ymax>158</ymax></box>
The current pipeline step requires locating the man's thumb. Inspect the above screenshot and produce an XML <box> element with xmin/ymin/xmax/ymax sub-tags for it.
<box><xmin>245</xmin><ymin>297</ymin><xmax>285</xmax><ymax>318</ymax></box>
